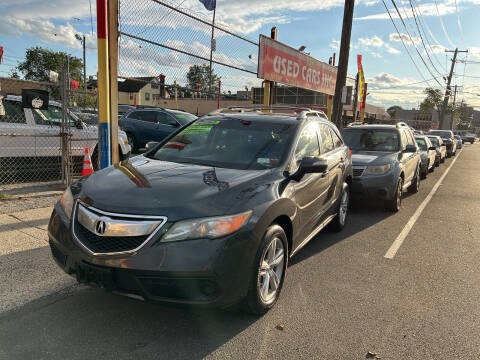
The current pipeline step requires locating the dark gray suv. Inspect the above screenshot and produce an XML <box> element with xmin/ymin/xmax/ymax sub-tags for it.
<box><xmin>48</xmin><ymin>107</ymin><xmax>352</xmax><ymax>315</ymax></box>
<box><xmin>341</xmin><ymin>123</ymin><xmax>421</xmax><ymax>212</ymax></box>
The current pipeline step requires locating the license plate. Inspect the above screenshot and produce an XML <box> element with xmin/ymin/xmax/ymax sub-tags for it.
<box><xmin>76</xmin><ymin>262</ymin><xmax>114</xmax><ymax>290</ymax></box>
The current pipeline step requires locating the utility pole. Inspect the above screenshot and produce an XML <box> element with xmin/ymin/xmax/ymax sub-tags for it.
<box><xmin>440</xmin><ymin>49</ymin><xmax>468</xmax><ymax>129</ymax></box>
<box><xmin>332</xmin><ymin>0</ymin><xmax>355</xmax><ymax>128</ymax></box>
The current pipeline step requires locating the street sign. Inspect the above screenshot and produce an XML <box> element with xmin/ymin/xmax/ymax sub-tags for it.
<box><xmin>258</xmin><ymin>35</ymin><xmax>337</xmax><ymax>95</ymax></box>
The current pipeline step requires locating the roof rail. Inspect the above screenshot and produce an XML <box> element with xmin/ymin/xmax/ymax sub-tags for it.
<box><xmin>207</xmin><ymin>105</ymin><xmax>328</xmax><ymax>120</ymax></box>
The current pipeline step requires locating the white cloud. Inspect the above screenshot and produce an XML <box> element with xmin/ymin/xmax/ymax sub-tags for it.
<box><xmin>389</xmin><ymin>33</ymin><xmax>420</xmax><ymax>46</ymax></box>
<box><xmin>356</xmin><ymin>2</ymin><xmax>456</xmax><ymax>20</ymax></box>
<box><xmin>329</xmin><ymin>39</ymin><xmax>341</xmax><ymax>50</ymax></box>
<box><xmin>0</xmin><ymin>0</ymin><xmax>96</xmax><ymax>50</ymax></box>
<box><xmin>357</xmin><ymin>35</ymin><xmax>401</xmax><ymax>54</ymax></box>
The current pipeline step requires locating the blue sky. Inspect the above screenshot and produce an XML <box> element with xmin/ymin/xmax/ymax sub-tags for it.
<box><xmin>1</xmin><ymin>0</ymin><xmax>479</xmax><ymax>109</ymax></box>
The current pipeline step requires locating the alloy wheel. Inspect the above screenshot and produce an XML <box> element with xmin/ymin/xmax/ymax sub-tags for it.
<box><xmin>257</xmin><ymin>237</ymin><xmax>285</xmax><ymax>305</ymax></box>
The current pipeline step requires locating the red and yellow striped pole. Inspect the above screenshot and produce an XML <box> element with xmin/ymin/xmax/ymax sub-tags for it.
<box><xmin>97</xmin><ymin>0</ymin><xmax>111</xmax><ymax>168</ymax></box>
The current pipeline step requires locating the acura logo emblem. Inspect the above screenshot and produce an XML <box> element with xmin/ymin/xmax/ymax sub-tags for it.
<box><xmin>95</xmin><ymin>220</ymin><xmax>106</xmax><ymax>235</ymax></box>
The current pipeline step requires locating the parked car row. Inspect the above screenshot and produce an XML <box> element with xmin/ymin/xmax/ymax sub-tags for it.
<box><xmin>340</xmin><ymin>123</ymin><xmax>465</xmax><ymax>212</ymax></box>
<box><xmin>47</xmin><ymin>108</ymin><xmax>473</xmax><ymax>316</ymax></box>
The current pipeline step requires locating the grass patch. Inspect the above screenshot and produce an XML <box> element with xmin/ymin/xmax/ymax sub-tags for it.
<box><xmin>0</xmin><ymin>193</ymin><xmax>8</xmax><ymax>200</ymax></box>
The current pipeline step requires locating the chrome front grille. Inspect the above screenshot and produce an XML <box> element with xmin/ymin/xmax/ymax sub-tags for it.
<box><xmin>73</xmin><ymin>202</ymin><xmax>167</xmax><ymax>255</ymax></box>
<box><xmin>353</xmin><ymin>166</ymin><xmax>366</xmax><ymax>177</ymax></box>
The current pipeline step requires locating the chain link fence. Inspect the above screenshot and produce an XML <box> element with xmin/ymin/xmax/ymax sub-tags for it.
<box><xmin>0</xmin><ymin>74</ymin><xmax>99</xmax><ymax>193</ymax></box>
<box><xmin>118</xmin><ymin>0</ymin><xmax>261</xmax><ymax>111</ymax></box>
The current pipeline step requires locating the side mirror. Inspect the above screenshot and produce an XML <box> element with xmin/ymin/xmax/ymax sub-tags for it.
<box><xmin>145</xmin><ymin>141</ymin><xmax>159</xmax><ymax>152</ymax></box>
<box><xmin>428</xmin><ymin>146</ymin><xmax>436</xmax><ymax>151</ymax></box>
<box><xmin>292</xmin><ymin>157</ymin><xmax>328</xmax><ymax>181</ymax></box>
<box><xmin>403</xmin><ymin>144</ymin><xmax>416</xmax><ymax>153</ymax></box>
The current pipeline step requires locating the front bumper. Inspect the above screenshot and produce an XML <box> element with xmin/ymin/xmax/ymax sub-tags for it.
<box><xmin>351</xmin><ymin>171</ymin><xmax>396</xmax><ymax>200</ymax></box>
<box><xmin>48</xmin><ymin>203</ymin><xmax>257</xmax><ymax>308</ymax></box>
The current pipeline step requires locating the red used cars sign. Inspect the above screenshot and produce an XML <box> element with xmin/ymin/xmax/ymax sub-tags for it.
<box><xmin>258</xmin><ymin>35</ymin><xmax>337</xmax><ymax>95</ymax></box>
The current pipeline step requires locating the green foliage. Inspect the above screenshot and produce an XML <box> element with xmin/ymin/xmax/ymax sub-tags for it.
<box><xmin>186</xmin><ymin>64</ymin><xmax>220</xmax><ymax>94</ymax></box>
<box><xmin>419</xmin><ymin>88</ymin><xmax>443</xmax><ymax>114</ymax></box>
<box><xmin>16</xmin><ymin>46</ymin><xmax>83</xmax><ymax>83</ymax></box>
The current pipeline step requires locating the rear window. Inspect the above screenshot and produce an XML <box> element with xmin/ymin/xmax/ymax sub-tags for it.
<box><xmin>428</xmin><ymin>130</ymin><xmax>452</xmax><ymax>138</ymax></box>
<box><xmin>170</xmin><ymin>112</ymin><xmax>197</xmax><ymax>125</ymax></box>
<box><xmin>415</xmin><ymin>138</ymin><xmax>427</xmax><ymax>151</ymax></box>
<box><xmin>428</xmin><ymin>137</ymin><xmax>438</xmax><ymax>146</ymax></box>
<box><xmin>341</xmin><ymin>129</ymin><xmax>400</xmax><ymax>152</ymax></box>
<box><xmin>150</xmin><ymin>117</ymin><xmax>296</xmax><ymax>170</ymax></box>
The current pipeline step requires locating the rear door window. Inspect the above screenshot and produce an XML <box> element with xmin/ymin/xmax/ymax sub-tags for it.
<box><xmin>0</xmin><ymin>100</ymin><xmax>27</xmax><ymax>124</ymax></box>
<box><xmin>329</xmin><ymin>127</ymin><xmax>343</xmax><ymax>149</ymax></box>
<box><xmin>157</xmin><ymin>112</ymin><xmax>178</xmax><ymax>126</ymax></box>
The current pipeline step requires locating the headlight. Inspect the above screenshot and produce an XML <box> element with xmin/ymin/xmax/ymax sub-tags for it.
<box><xmin>60</xmin><ymin>187</ymin><xmax>74</xmax><ymax>219</ymax></box>
<box><xmin>364</xmin><ymin>164</ymin><xmax>391</xmax><ymax>175</ymax></box>
<box><xmin>161</xmin><ymin>211</ymin><xmax>252</xmax><ymax>243</ymax></box>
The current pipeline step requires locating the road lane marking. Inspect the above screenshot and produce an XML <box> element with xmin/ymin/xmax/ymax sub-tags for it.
<box><xmin>384</xmin><ymin>149</ymin><xmax>463</xmax><ymax>259</ymax></box>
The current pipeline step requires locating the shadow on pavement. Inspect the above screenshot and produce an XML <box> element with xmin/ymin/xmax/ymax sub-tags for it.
<box><xmin>0</xmin><ymin>285</ymin><xmax>258</xmax><ymax>360</ymax></box>
<box><xmin>290</xmin><ymin>199</ymin><xmax>394</xmax><ymax>266</ymax></box>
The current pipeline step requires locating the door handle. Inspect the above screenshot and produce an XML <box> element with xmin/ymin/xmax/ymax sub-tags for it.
<box><xmin>321</xmin><ymin>170</ymin><xmax>329</xmax><ymax>178</ymax></box>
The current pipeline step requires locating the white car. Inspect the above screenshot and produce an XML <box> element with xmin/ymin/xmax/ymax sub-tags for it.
<box><xmin>0</xmin><ymin>95</ymin><xmax>131</xmax><ymax>180</ymax></box>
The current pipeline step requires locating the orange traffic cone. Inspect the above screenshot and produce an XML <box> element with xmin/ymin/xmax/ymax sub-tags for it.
<box><xmin>82</xmin><ymin>147</ymin><xmax>94</xmax><ymax>176</ymax></box>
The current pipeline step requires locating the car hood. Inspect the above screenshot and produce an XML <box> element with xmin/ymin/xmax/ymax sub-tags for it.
<box><xmin>351</xmin><ymin>151</ymin><xmax>396</xmax><ymax>166</ymax></box>
<box><xmin>77</xmin><ymin>156</ymin><xmax>273</xmax><ymax>220</ymax></box>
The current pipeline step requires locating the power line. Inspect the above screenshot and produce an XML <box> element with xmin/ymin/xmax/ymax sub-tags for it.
<box><xmin>381</xmin><ymin>0</ymin><xmax>430</xmax><ymax>86</ymax></box>
<box><xmin>389</xmin><ymin>0</ymin><xmax>443</xmax><ymax>86</ymax></box>
<box><xmin>433</xmin><ymin>0</ymin><xmax>456</xmax><ymax>48</ymax></box>
<box><xmin>407</xmin><ymin>0</ymin><xmax>444</xmax><ymax>76</ymax></box>
<box><xmin>410</xmin><ymin>0</ymin><xmax>446</xmax><ymax>73</ymax></box>
<box><xmin>89</xmin><ymin>0</ymin><xmax>94</xmax><ymax>35</ymax></box>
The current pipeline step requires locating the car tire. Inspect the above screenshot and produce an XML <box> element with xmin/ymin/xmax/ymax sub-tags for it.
<box><xmin>441</xmin><ymin>156</ymin><xmax>445</xmax><ymax>163</ymax></box>
<box><xmin>471</xmin><ymin>141</ymin><xmax>474</xmax><ymax>144</ymax></box>
<box><xmin>429</xmin><ymin>163</ymin><xmax>435</xmax><ymax>173</ymax></box>
<box><xmin>328</xmin><ymin>184</ymin><xmax>349</xmax><ymax>232</ymax></box>
<box><xmin>242</xmin><ymin>225</ymin><xmax>288</xmax><ymax>315</ymax></box>
<box><xmin>386</xmin><ymin>177</ymin><xmax>403</xmax><ymax>212</ymax></box>
<box><xmin>409</xmin><ymin>165</ymin><xmax>421</xmax><ymax>194</ymax></box>
<box><xmin>421</xmin><ymin>163</ymin><xmax>428</xmax><ymax>179</ymax></box>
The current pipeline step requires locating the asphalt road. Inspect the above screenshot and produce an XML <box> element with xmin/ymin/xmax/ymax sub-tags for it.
<box><xmin>1</xmin><ymin>143</ymin><xmax>479</xmax><ymax>360</ymax></box>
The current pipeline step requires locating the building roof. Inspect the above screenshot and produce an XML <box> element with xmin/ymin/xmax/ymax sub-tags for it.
<box><xmin>118</xmin><ymin>77</ymin><xmax>155</xmax><ymax>93</ymax></box>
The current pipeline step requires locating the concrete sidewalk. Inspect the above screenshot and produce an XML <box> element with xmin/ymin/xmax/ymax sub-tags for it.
<box><xmin>0</xmin><ymin>206</ymin><xmax>76</xmax><ymax>313</ymax></box>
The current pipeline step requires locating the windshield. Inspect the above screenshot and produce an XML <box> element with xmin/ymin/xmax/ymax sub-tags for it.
<box><xmin>33</xmin><ymin>107</ymin><xmax>76</xmax><ymax>126</ymax></box>
<box><xmin>170</xmin><ymin>111</ymin><xmax>197</xmax><ymax>125</ymax></box>
<box><xmin>75</xmin><ymin>112</ymin><xmax>97</xmax><ymax>125</ymax></box>
<box><xmin>428</xmin><ymin>130</ymin><xmax>451</xmax><ymax>139</ymax></box>
<box><xmin>341</xmin><ymin>129</ymin><xmax>399</xmax><ymax>152</ymax></box>
<box><xmin>149</xmin><ymin>117</ymin><xmax>296</xmax><ymax>170</ymax></box>
<box><xmin>428</xmin><ymin>137</ymin><xmax>439</xmax><ymax>146</ymax></box>
<box><xmin>415</xmin><ymin>138</ymin><xmax>427</xmax><ymax>151</ymax></box>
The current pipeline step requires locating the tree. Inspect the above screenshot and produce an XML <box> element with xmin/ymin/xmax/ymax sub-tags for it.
<box><xmin>387</xmin><ymin>105</ymin><xmax>403</xmax><ymax>119</ymax></box>
<box><xmin>186</xmin><ymin>64</ymin><xmax>220</xmax><ymax>95</ymax></box>
<box><xmin>419</xmin><ymin>88</ymin><xmax>443</xmax><ymax>114</ymax></box>
<box><xmin>16</xmin><ymin>46</ymin><xmax>83</xmax><ymax>83</ymax></box>
<box><xmin>9</xmin><ymin>69</ymin><xmax>20</xmax><ymax>79</ymax></box>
